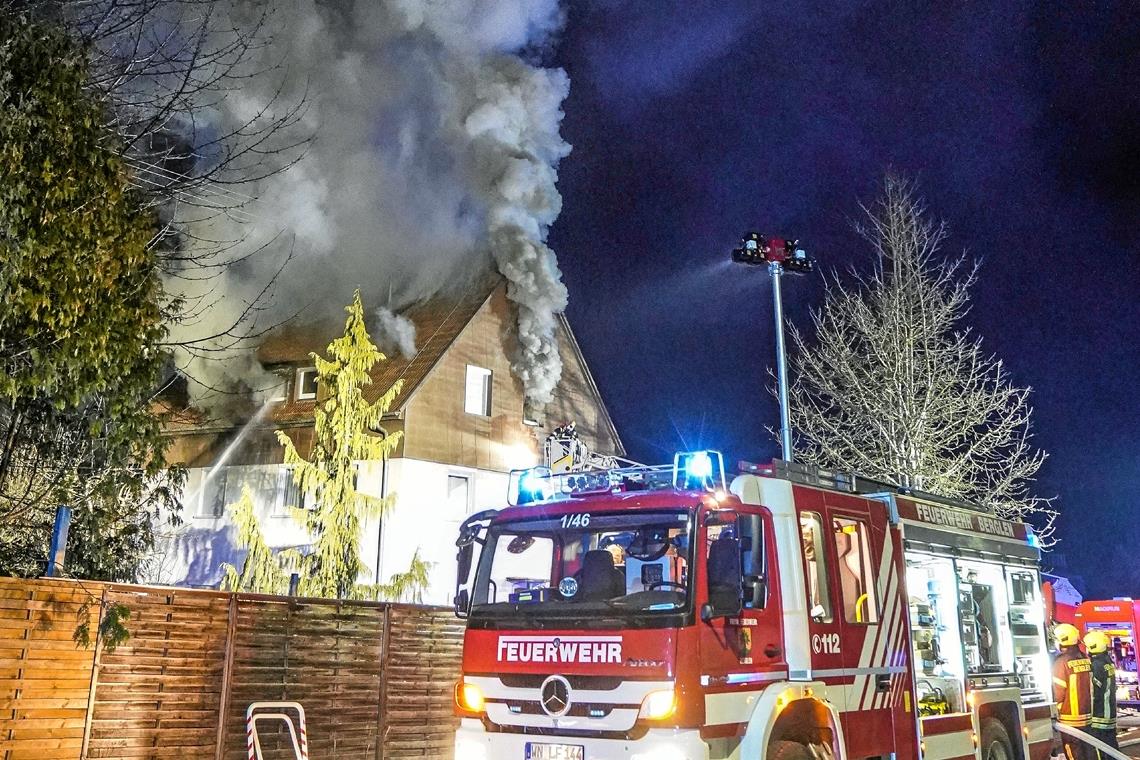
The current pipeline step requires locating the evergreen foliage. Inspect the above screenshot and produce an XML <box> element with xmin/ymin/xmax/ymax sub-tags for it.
<box><xmin>0</xmin><ymin>14</ymin><xmax>180</xmax><ymax>579</ymax></box>
<box><xmin>276</xmin><ymin>291</ymin><xmax>403</xmax><ymax>599</ymax></box>
<box><xmin>221</xmin><ymin>294</ymin><xmax>433</xmax><ymax>600</ymax></box>
<box><xmin>73</xmin><ymin>600</ymin><xmax>132</xmax><ymax>653</ymax></box>
<box><xmin>789</xmin><ymin>176</ymin><xmax>1054</xmax><ymax>540</ymax></box>
<box><xmin>219</xmin><ymin>484</ymin><xmax>291</xmax><ymax>594</ymax></box>
<box><xmin>369</xmin><ymin>548</ymin><xmax>433</xmax><ymax>604</ymax></box>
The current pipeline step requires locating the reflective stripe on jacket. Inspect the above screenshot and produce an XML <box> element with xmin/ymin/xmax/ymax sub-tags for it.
<box><xmin>1053</xmin><ymin>647</ymin><xmax>1092</xmax><ymax>726</ymax></box>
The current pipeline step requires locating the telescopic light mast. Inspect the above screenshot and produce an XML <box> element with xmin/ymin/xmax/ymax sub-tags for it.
<box><xmin>730</xmin><ymin>233</ymin><xmax>815</xmax><ymax>462</ymax></box>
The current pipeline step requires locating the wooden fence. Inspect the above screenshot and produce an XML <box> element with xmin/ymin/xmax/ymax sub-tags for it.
<box><xmin>0</xmin><ymin>577</ymin><xmax>465</xmax><ymax>760</ymax></box>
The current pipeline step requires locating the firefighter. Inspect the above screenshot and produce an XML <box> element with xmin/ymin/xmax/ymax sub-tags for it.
<box><xmin>1084</xmin><ymin>629</ymin><xmax>1118</xmax><ymax>756</ymax></box>
<box><xmin>1053</xmin><ymin>623</ymin><xmax>1093</xmax><ymax>760</ymax></box>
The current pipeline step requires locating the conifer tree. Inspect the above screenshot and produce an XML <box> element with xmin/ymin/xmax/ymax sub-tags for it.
<box><xmin>276</xmin><ymin>291</ymin><xmax>402</xmax><ymax>599</ymax></box>
<box><xmin>372</xmin><ymin>548</ymin><xmax>432</xmax><ymax>604</ymax></box>
<box><xmin>219</xmin><ymin>485</ymin><xmax>290</xmax><ymax>594</ymax></box>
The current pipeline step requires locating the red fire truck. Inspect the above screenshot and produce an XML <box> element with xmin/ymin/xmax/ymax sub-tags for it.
<box><xmin>451</xmin><ymin>452</ymin><xmax>1054</xmax><ymax>760</ymax></box>
<box><xmin>1074</xmin><ymin>598</ymin><xmax>1140</xmax><ymax>704</ymax></box>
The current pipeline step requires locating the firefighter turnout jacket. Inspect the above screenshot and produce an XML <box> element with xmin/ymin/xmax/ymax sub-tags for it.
<box><xmin>1054</xmin><ymin>646</ymin><xmax>1093</xmax><ymax>726</ymax></box>
<box><xmin>1090</xmin><ymin>651</ymin><xmax>1117</xmax><ymax>730</ymax></box>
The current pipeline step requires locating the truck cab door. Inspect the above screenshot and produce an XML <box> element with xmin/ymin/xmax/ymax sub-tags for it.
<box><xmin>698</xmin><ymin>508</ymin><xmax>786</xmax><ymax>716</ymax></box>
<box><xmin>796</xmin><ymin>503</ymin><xmax>845</xmax><ymax>687</ymax></box>
<box><xmin>825</xmin><ymin>494</ymin><xmax>916</xmax><ymax>760</ymax></box>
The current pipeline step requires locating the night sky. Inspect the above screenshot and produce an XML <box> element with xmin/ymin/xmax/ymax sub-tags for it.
<box><xmin>546</xmin><ymin>1</ymin><xmax>1139</xmax><ymax>598</ymax></box>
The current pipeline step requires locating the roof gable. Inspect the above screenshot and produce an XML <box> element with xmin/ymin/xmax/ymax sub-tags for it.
<box><xmin>261</xmin><ymin>278</ymin><xmax>498</xmax><ymax>420</ymax></box>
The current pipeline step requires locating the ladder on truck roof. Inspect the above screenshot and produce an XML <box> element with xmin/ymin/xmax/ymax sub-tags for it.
<box><xmin>738</xmin><ymin>458</ymin><xmax>995</xmax><ymax>515</ymax></box>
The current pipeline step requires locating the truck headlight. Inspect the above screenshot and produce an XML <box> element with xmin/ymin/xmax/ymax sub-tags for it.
<box><xmin>455</xmin><ymin>680</ymin><xmax>485</xmax><ymax>713</ymax></box>
<box><xmin>638</xmin><ymin>688</ymin><xmax>677</xmax><ymax>720</ymax></box>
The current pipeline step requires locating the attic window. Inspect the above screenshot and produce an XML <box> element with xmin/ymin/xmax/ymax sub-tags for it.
<box><xmin>296</xmin><ymin>367</ymin><xmax>318</xmax><ymax>401</ymax></box>
<box><xmin>464</xmin><ymin>365</ymin><xmax>492</xmax><ymax>416</ymax></box>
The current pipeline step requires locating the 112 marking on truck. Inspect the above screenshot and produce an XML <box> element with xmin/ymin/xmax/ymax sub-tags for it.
<box><xmin>451</xmin><ymin>450</ymin><xmax>1053</xmax><ymax>760</ymax></box>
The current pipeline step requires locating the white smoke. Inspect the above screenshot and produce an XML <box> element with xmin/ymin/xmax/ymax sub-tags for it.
<box><xmin>373</xmin><ymin>307</ymin><xmax>417</xmax><ymax>360</ymax></box>
<box><xmin>168</xmin><ymin>0</ymin><xmax>571</xmax><ymax>407</ymax></box>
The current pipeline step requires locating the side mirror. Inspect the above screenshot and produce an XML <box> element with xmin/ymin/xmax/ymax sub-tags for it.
<box><xmin>704</xmin><ymin>516</ymin><xmax>743</xmax><ymax>621</ymax></box>
<box><xmin>454</xmin><ymin>542</ymin><xmax>474</xmax><ymax>619</ymax></box>
<box><xmin>700</xmin><ymin>603</ymin><xmax>714</xmax><ymax>623</ymax></box>
<box><xmin>454</xmin><ymin>588</ymin><xmax>470</xmax><ymax>618</ymax></box>
<box><xmin>456</xmin><ymin>543</ymin><xmax>473</xmax><ymax>583</ymax></box>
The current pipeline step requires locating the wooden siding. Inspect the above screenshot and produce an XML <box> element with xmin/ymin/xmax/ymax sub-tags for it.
<box><xmin>544</xmin><ymin>315</ymin><xmax>622</xmax><ymax>458</ymax></box>
<box><xmin>165</xmin><ymin>419</ymin><xmax>407</xmax><ymax>469</ymax></box>
<box><xmin>402</xmin><ymin>287</ymin><xmax>537</xmax><ymax>470</ymax></box>
<box><xmin>403</xmin><ymin>287</ymin><xmax>621</xmax><ymax>471</ymax></box>
<box><xmin>0</xmin><ymin>577</ymin><xmax>463</xmax><ymax>760</ymax></box>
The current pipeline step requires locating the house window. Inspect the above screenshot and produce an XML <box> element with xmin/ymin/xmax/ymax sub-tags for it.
<box><xmin>296</xmin><ymin>367</ymin><xmax>318</xmax><ymax>400</ymax></box>
<box><xmin>276</xmin><ymin>468</ymin><xmax>299</xmax><ymax>516</ymax></box>
<box><xmin>278</xmin><ymin>467</ymin><xmax>317</xmax><ymax>514</ymax></box>
<box><xmin>447</xmin><ymin>475</ymin><xmax>470</xmax><ymax>519</ymax></box>
<box><xmin>464</xmin><ymin>365</ymin><xmax>492</xmax><ymax>416</ymax></box>
<box><xmin>199</xmin><ymin>469</ymin><xmax>229</xmax><ymax>519</ymax></box>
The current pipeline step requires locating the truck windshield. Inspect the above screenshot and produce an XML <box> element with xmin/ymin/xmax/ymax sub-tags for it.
<box><xmin>470</xmin><ymin>509</ymin><xmax>693</xmax><ymax>624</ymax></box>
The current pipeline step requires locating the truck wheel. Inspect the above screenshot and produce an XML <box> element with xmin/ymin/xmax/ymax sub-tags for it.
<box><xmin>980</xmin><ymin>718</ymin><xmax>1014</xmax><ymax>760</ymax></box>
<box><xmin>768</xmin><ymin>740</ymin><xmax>813</xmax><ymax>760</ymax></box>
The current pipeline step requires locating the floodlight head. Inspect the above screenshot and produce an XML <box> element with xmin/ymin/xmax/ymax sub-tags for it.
<box><xmin>731</xmin><ymin>232</ymin><xmax>769</xmax><ymax>266</ymax></box>
<box><xmin>782</xmin><ymin>239</ymin><xmax>814</xmax><ymax>274</ymax></box>
<box><xmin>732</xmin><ymin>232</ymin><xmax>814</xmax><ymax>273</ymax></box>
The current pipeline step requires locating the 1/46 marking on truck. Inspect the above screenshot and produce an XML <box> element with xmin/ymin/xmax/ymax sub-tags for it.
<box><xmin>812</xmin><ymin>633</ymin><xmax>840</xmax><ymax>654</ymax></box>
<box><xmin>560</xmin><ymin>513</ymin><xmax>591</xmax><ymax>528</ymax></box>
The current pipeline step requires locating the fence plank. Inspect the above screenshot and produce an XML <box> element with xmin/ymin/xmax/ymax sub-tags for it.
<box><xmin>0</xmin><ymin>579</ymin><xmax>464</xmax><ymax>760</ymax></box>
<box><xmin>213</xmin><ymin>595</ymin><xmax>237</xmax><ymax>760</ymax></box>
<box><xmin>0</xmin><ymin>581</ymin><xmax>101</xmax><ymax>760</ymax></box>
<box><xmin>78</xmin><ymin>587</ymin><xmax>105</xmax><ymax>758</ymax></box>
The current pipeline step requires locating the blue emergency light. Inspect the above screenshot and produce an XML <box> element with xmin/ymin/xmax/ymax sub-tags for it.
<box><xmin>672</xmin><ymin>450</ymin><xmax>726</xmax><ymax>491</ymax></box>
<box><xmin>506</xmin><ymin>449</ymin><xmax>727</xmax><ymax>506</ymax></box>
<box><xmin>512</xmin><ymin>466</ymin><xmax>554</xmax><ymax>505</ymax></box>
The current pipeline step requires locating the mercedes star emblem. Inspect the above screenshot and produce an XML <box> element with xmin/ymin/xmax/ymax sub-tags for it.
<box><xmin>539</xmin><ymin>675</ymin><xmax>571</xmax><ymax>717</ymax></box>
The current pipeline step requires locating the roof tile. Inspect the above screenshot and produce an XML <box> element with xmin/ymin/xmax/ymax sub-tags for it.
<box><xmin>261</xmin><ymin>277</ymin><xmax>500</xmax><ymax>423</ymax></box>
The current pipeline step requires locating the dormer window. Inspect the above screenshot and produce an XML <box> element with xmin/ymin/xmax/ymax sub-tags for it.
<box><xmin>296</xmin><ymin>367</ymin><xmax>318</xmax><ymax>401</ymax></box>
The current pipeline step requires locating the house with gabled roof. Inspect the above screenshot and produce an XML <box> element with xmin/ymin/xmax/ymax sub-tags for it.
<box><xmin>149</xmin><ymin>277</ymin><xmax>623</xmax><ymax>603</ymax></box>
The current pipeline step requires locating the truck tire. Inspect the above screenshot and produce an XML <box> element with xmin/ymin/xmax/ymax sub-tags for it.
<box><xmin>768</xmin><ymin>740</ymin><xmax>813</xmax><ymax>760</ymax></box>
<box><xmin>980</xmin><ymin>718</ymin><xmax>1015</xmax><ymax>760</ymax></box>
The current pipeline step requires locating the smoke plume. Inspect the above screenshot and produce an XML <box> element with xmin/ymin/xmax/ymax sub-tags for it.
<box><xmin>374</xmin><ymin>307</ymin><xmax>417</xmax><ymax>360</ymax></box>
<box><xmin>169</xmin><ymin>0</ymin><xmax>570</xmax><ymax>407</ymax></box>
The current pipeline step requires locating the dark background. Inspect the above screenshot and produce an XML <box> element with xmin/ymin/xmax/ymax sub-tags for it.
<box><xmin>547</xmin><ymin>1</ymin><xmax>1139</xmax><ymax>597</ymax></box>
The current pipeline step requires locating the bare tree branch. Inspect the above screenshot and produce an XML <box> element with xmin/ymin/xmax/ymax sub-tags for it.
<box><xmin>789</xmin><ymin>175</ymin><xmax>1056</xmax><ymax>544</ymax></box>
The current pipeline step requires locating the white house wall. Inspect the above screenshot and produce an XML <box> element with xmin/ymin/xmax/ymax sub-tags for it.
<box><xmin>371</xmin><ymin>458</ymin><xmax>514</xmax><ymax>605</ymax></box>
<box><xmin>146</xmin><ymin>457</ymin><xmax>521</xmax><ymax>604</ymax></box>
<box><xmin>146</xmin><ymin>464</ymin><xmax>315</xmax><ymax>588</ymax></box>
